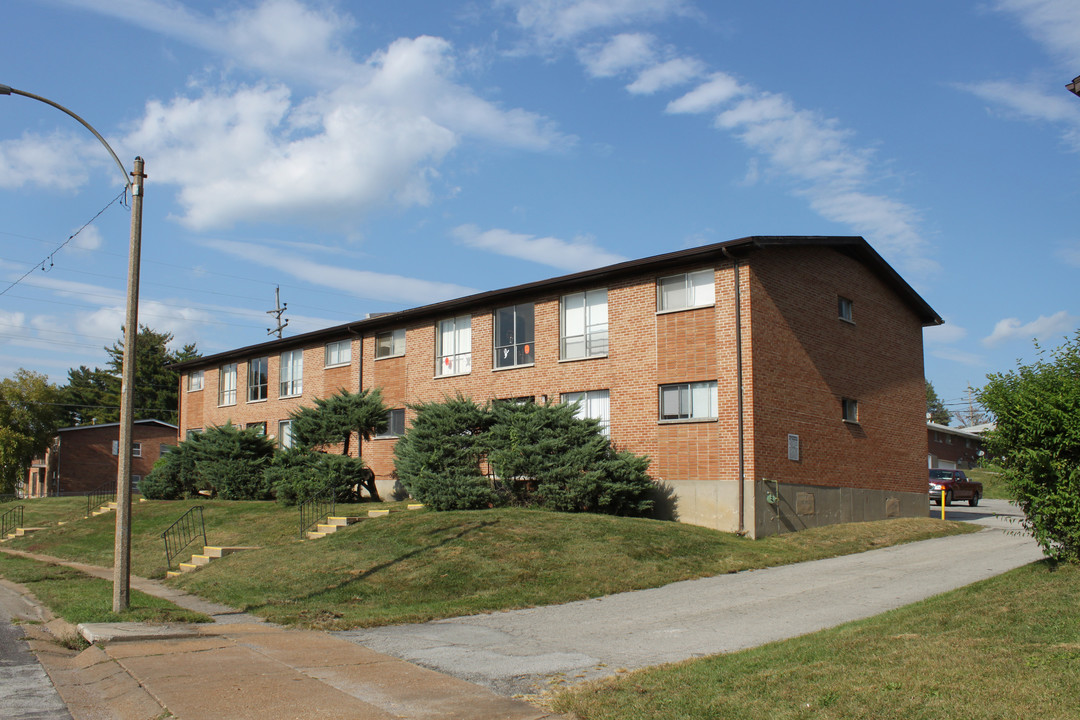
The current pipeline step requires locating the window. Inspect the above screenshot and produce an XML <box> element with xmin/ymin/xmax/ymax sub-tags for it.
<box><xmin>842</xmin><ymin>398</ymin><xmax>859</xmax><ymax>423</ymax></box>
<box><xmin>248</xmin><ymin>356</ymin><xmax>268</xmax><ymax>402</ymax></box>
<box><xmin>839</xmin><ymin>296</ymin><xmax>854</xmax><ymax>323</ymax></box>
<box><xmin>377</xmin><ymin>409</ymin><xmax>405</xmax><ymax>438</ymax></box>
<box><xmin>219</xmin><ymin>363</ymin><xmax>237</xmax><ymax>406</ymax></box>
<box><xmin>188</xmin><ymin>370</ymin><xmax>204</xmax><ymax>392</ymax></box>
<box><xmin>659</xmin><ymin>381</ymin><xmax>718</xmax><ymax>421</ymax></box>
<box><xmin>494</xmin><ymin>303</ymin><xmax>534</xmax><ymax>369</ymax></box>
<box><xmin>325</xmin><ymin>340</ymin><xmax>351</xmax><ymax>367</ymax></box>
<box><xmin>160</xmin><ymin>444</ymin><xmax>173</xmax><ymax>455</ymax></box>
<box><xmin>130</xmin><ymin>475</ymin><xmax>141</xmax><ymax>493</ymax></box>
<box><xmin>375</xmin><ymin>329</ymin><xmax>406</xmax><ymax>359</ymax></box>
<box><xmin>186</xmin><ymin>429</ymin><xmax>203</xmax><ymax>440</ymax></box>
<box><xmin>561</xmin><ymin>289</ymin><xmax>608</xmax><ymax>360</ymax></box>
<box><xmin>562</xmin><ymin>390</ymin><xmax>611</xmax><ymax>436</ymax></box>
<box><xmin>436</xmin><ymin>316</ymin><xmax>472</xmax><ymax>376</ymax></box>
<box><xmin>247</xmin><ymin>422</ymin><xmax>266</xmax><ymax>436</ymax></box>
<box><xmin>657</xmin><ymin>269</ymin><xmax>714</xmax><ymax>312</ymax></box>
<box><xmin>278</xmin><ymin>420</ymin><xmax>294</xmax><ymax>449</ymax></box>
<box><xmin>111</xmin><ymin>441</ymin><xmax>142</xmax><ymax>457</ymax></box>
<box><xmin>280</xmin><ymin>349</ymin><xmax>303</xmax><ymax>397</ymax></box>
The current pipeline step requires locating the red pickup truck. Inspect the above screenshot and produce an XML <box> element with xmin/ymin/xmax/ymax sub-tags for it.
<box><xmin>929</xmin><ymin>469</ymin><xmax>983</xmax><ymax>507</ymax></box>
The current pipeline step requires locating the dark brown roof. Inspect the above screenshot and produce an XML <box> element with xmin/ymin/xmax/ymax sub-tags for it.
<box><xmin>173</xmin><ymin>235</ymin><xmax>941</xmax><ymax>370</ymax></box>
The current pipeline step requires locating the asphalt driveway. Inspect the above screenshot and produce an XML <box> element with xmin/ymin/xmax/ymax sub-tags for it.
<box><xmin>335</xmin><ymin>499</ymin><xmax>1044</xmax><ymax>696</ymax></box>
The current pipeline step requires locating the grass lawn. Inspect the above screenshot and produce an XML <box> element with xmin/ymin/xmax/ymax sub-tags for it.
<box><xmin>552</xmin><ymin>560</ymin><xmax>1078</xmax><ymax>720</ymax></box>
<box><xmin>1</xmin><ymin>498</ymin><xmax>979</xmax><ymax>630</ymax></box>
<box><xmin>968</xmin><ymin>467</ymin><xmax>1009</xmax><ymax>500</ymax></box>
<box><xmin>0</xmin><ymin>553</ymin><xmax>211</xmax><ymax>627</ymax></box>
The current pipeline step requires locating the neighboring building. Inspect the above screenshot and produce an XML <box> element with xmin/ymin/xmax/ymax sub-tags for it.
<box><xmin>174</xmin><ymin>236</ymin><xmax>942</xmax><ymax>538</ymax></box>
<box><xmin>26</xmin><ymin>420</ymin><xmax>179</xmax><ymax>496</ymax></box>
<box><xmin>927</xmin><ymin>422</ymin><xmax>988</xmax><ymax>470</ymax></box>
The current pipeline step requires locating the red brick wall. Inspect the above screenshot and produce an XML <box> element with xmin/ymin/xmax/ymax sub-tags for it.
<box><xmin>55</xmin><ymin>423</ymin><xmax>179</xmax><ymax>494</ymax></box>
<box><xmin>746</xmin><ymin>247</ymin><xmax>927</xmax><ymax>503</ymax></box>
<box><xmin>928</xmin><ymin>429</ymin><xmax>982</xmax><ymax>468</ymax></box>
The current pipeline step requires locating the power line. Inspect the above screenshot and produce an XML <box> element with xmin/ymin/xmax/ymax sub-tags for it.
<box><xmin>0</xmin><ymin>188</ymin><xmax>126</xmax><ymax>298</ymax></box>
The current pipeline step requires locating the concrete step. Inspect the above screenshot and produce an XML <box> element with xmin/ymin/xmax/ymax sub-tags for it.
<box><xmin>315</xmin><ymin>524</ymin><xmax>340</xmax><ymax>534</ymax></box>
<box><xmin>407</xmin><ymin>503</ymin><xmax>424</xmax><ymax>510</ymax></box>
<box><xmin>165</xmin><ymin>570</ymin><xmax>182</xmax><ymax>579</ymax></box>
<box><xmin>202</xmin><ymin>545</ymin><xmax>259</xmax><ymax>558</ymax></box>
<box><xmin>325</xmin><ymin>516</ymin><xmax>361</xmax><ymax>526</ymax></box>
<box><xmin>12</xmin><ymin>527</ymin><xmax>45</xmax><ymax>537</ymax></box>
<box><xmin>306</xmin><ymin>531</ymin><xmax>327</xmax><ymax>540</ymax></box>
<box><xmin>178</xmin><ymin>562</ymin><xmax>198</xmax><ymax>573</ymax></box>
<box><xmin>368</xmin><ymin>509</ymin><xmax>390</xmax><ymax>518</ymax></box>
<box><xmin>189</xmin><ymin>555</ymin><xmax>212</xmax><ymax>566</ymax></box>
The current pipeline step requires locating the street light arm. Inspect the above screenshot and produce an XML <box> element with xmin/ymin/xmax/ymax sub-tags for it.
<box><xmin>0</xmin><ymin>83</ymin><xmax>131</xmax><ymax>189</ymax></box>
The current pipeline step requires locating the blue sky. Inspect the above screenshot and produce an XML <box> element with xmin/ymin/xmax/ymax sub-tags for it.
<box><xmin>1</xmin><ymin>0</ymin><xmax>1077</xmax><ymax>422</ymax></box>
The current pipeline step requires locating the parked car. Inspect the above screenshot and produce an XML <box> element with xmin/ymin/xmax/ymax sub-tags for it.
<box><xmin>929</xmin><ymin>469</ymin><xmax>983</xmax><ymax>507</ymax></box>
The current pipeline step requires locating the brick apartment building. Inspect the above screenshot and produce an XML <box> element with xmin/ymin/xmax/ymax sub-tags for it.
<box><xmin>927</xmin><ymin>422</ymin><xmax>987</xmax><ymax>470</ymax></box>
<box><xmin>26</xmin><ymin>419</ymin><xmax>179</xmax><ymax>497</ymax></box>
<box><xmin>174</xmin><ymin>236</ymin><xmax>941</xmax><ymax>538</ymax></box>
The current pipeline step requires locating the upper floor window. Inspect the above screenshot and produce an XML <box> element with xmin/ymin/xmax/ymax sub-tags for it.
<box><xmin>561</xmin><ymin>289</ymin><xmax>608</xmax><ymax>360</ymax></box>
<box><xmin>659</xmin><ymin>381</ymin><xmax>717</xmax><ymax>421</ymax></box>
<box><xmin>436</xmin><ymin>315</ymin><xmax>472</xmax><ymax>376</ymax></box>
<box><xmin>325</xmin><ymin>340</ymin><xmax>351</xmax><ymax>368</ymax></box>
<box><xmin>562</xmin><ymin>389</ymin><xmax>611</xmax><ymax>436</ymax></box>
<box><xmin>842</xmin><ymin>397</ymin><xmax>859</xmax><ymax>423</ymax></box>
<box><xmin>188</xmin><ymin>370</ymin><xmax>204</xmax><ymax>392</ymax></box>
<box><xmin>375</xmin><ymin>329</ymin><xmax>406</xmax><ymax>359</ymax></box>
<box><xmin>377</xmin><ymin>408</ymin><xmax>406</xmax><ymax>438</ymax></box>
<box><xmin>280</xmin><ymin>349</ymin><xmax>303</xmax><ymax>397</ymax></box>
<box><xmin>111</xmin><ymin>441</ymin><xmax>143</xmax><ymax>457</ymax></box>
<box><xmin>657</xmin><ymin>269</ymin><xmax>714</xmax><ymax>312</ymax></box>
<box><xmin>219</xmin><ymin>363</ymin><xmax>237</xmax><ymax>406</ymax></box>
<box><xmin>248</xmin><ymin>356</ymin><xmax>268</xmax><ymax>402</ymax></box>
<box><xmin>838</xmin><ymin>296</ymin><xmax>854</xmax><ymax>323</ymax></box>
<box><xmin>494</xmin><ymin>303</ymin><xmax>534</xmax><ymax>369</ymax></box>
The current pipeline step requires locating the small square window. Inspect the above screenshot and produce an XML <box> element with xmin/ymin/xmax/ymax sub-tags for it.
<box><xmin>131</xmin><ymin>442</ymin><xmax>142</xmax><ymax>458</ymax></box>
<box><xmin>375</xmin><ymin>329</ymin><xmax>406</xmax><ymax>359</ymax></box>
<box><xmin>188</xmin><ymin>370</ymin><xmax>204</xmax><ymax>392</ymax></box>
<box><xmin>325</xmin><ymin>340</ymin><xmax>351</xmax><ymax>367</ymax></box>
<box><xmin>842</xmin><ymin>398</ymin><xmax>859</xmax><ymax>423</ymax></box>
<box><xmin>377</xmin><ymin>409</ymin><xmax>405</xmax><ymax>438</ymax></box>
<box><xmin>838</xmin><ymin>296</ymin><xmax>854</xmax><ymax>323</ymax></box>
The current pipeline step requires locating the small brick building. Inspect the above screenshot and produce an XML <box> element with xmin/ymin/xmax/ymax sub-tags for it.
<box><xmin>927</xmin><ymin>422</ymin><xmax>986</xmax><ymax>470</ymax></box>
<box><xmin>27</xmin><ymin>420</ymin><xmax>178</xmax><ymax>496</ymax></box>
<box><xmin>174</xmin><ymin>236</ymin><xmax>941</xmax><ymax>537</ymax></box>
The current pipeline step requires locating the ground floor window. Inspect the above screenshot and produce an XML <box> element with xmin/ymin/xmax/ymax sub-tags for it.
<box><xmin>562</xmin><ymin>389</ymin><xmax>611</xmax><ymax>436</ymax></box>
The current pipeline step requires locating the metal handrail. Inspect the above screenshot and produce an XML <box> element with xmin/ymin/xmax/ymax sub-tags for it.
<box><xmin>1</xmin><ymin>505</ymin><xmax>24</xmax><ymax>538</ymax></box>
<box><xmin>162</xmin><ymin>506</ymin><xmax>206</xmax><ymax>569</ymax></box>
<box><xmin>299</xmin><ymin>493</ymin><xmax>335</xmax><ymax>538</ymax></box>
<box><xmin>86</xmin><ymin>483</ymin><xmax>116</xmax><ymax>517</ymax></box>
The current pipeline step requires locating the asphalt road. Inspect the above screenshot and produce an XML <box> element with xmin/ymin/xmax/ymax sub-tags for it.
<box><xmin>335</xmin><ymin>499</ymin><xmax>1045</xmax><ymax>696</ymax></box>
<box><xmin>0</xmin><ymin>581</ymin><xmax>72</xmax><ymax>720</ymax></box>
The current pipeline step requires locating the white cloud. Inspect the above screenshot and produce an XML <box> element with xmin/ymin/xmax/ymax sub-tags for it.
<box><xmin>964</xmin><ymin>80</ymin><xmax>1080</xmax><ymax>151</ymax></box>
<box><xmin>453</xmin><ymin>224</ymin><xmax>626</xmax><ymax>271</ymax></box>
<box><xmin>627</xmin><ymin>57</ymin><xmax>704</xmax><ymax>95</ymax></box>
<box><xmin>982</xmin><ymin>310</ymin><xmax>1077</xmax><ymax>346</ymax></box>
<box><xmin>993</xmin><ymin>0</ymin><xmax>1080</xmax><ymax>67</ymax></box>
<box><xmin>578</xmin><ymin>33</ymin><xmax>656</xmax><ymax>77</ymax></box>
<box><xmin>205</xmin><ymin>239</ymin><xmax>476</xmax><ymax>306</ymax></box>
<box><xmin>1056</xmin><ymin>240</ymin><xmax>1080</xmax><ymax>267</ymax></box>
<box><xmin>929</xmin><ymin>347</ymin><xmax>986</xmax><ymax>367</ymax></box>
<box><xmin>70</xmin><ymin>225</ymin><xmax>104</xmax><ymax>252</ymax></box>
<box><xmin>501</xmin><ymin>0</ymin><xmax>694</xmax><ymax>44</ymax></box>
<box><xmin>665</xmin><ymin>73</ymin><xmax>745</xmax><ymax>114</ymax></box>
<box><xmin>0</xmin><ymin>131</ymin><xmax>97</xmax><ymax>191</ymax></box>
<box><xmin>925</xmin><ymin>321</ymin><xmax>968</xmax><ymax>345</ymax></box>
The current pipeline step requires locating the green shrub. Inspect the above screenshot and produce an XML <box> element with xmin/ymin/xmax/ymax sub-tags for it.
<box><xmin>269</xmin><ymin>450</ymin><xmax>371</xmax><ymax>505</ymax></box>
<box><xmin>140</xmin><ymin>423</ymin><xmax>275</xmax><ymax>500</ymax></box>
<box><xmin>393</xmin><ymin>396</ymin><xmax>497</xmax><ymax>510</ymax></box>
<box><xmin>978</xmin><ymin>332</ymin><xmax>1080</xmax><ymax>562</ymax></box>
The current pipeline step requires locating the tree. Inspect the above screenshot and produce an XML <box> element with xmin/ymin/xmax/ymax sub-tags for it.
<box><xmin>289</xmin><ymin>388</ymin><xmax>388</xmax><ymax>499</ymax></box>
<box><xmin>60</xmin><ymin>326</ymin><xmax>199</xmax><ymax>426</ymax></box>
<box><xmin>0</xmin><ymin>370</ymin><xmax>64</xmax><ymax>494</ymax></box>
<box><xmin>926</xmin><ymin>380</ymin><xmax>950</xmax><ymax>425</ymax></box>
<box><xmin>141</xmin><ymin>423</ymin><xmax>276</xmax><ymax>500</ymax></box>
<box><xmin>977</xmin><ymin>333</ymin><xmax>1080</xmax><ymax>562</ymax></box>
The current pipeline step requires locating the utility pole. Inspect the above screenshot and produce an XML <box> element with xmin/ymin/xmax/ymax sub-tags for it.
<box><xmin>267</xmin><ymin>286</ymin><xmax>288</xmax><ymax>339</ymax></box>
<box><xmin>114</xmin><ymin>157</ymin><xmax>145</xmax><ymax>612</ymax></box>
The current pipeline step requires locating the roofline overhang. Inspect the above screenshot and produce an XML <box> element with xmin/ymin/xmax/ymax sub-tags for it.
<box><xmin>173</xmin><ymin>235</ymin><xmax>942</xmax><ymax>371</ymax></box>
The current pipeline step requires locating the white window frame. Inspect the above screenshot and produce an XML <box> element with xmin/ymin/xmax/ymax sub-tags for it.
<box><xmin>561</xmin><ymin>289</ymin><xmax>609</xmax><ymax>360</ymax></box>
<box><xmin>436</xmin><ymin>316</ymin><xmax>472</xmax><ymax>377</ymax></box>
<box><xmin>131</xmin><ymin>442</ymin><xmax>142</xmax><ymax>458</ymax></box>
<box><xmin>188</xmin><ymin>369</ymin><xmax>204</xmax><ymax>392</ymax></box>
<box><xmin>377</xmin><ymin>408</ymin><xmax>406</xmax><ymax>438</ymax></box>
<box><xmin>375</xmin><ymin>329</ymin><xmax>406</xmax><ymax>359</ymax></box>
<box><xmin>278</xmin><ymin>420</ymin><xmax>294</xmax><ymax>449</ymax></box>
<box><xmin>657</xmin><ymin>269</ymin><xmax>715</xmax><ymax>312</ymax></box>
<box><xmin>325</xmin><ymin>340</ymin><xmax>352</xmax><ymax>368</ymax></box>
<box><xmin>838</xmin><ymin>296</ymin><xmax>854</xmax><ymax>323</ymax></box>
<box><xmin>248</xmin><ymin>356</ymin><xmax>269</xmax><ymax>402</ymax></box>
<box><xmin>219</xmin><ymin>363</ymin><xmax>237</xmax><ymax>406</ymax></box>
<box><xmin>659</xmin><ymin>381</ymin><xmax>718</xmax><ymax>421</ymax></box>
<box><xmin>842</xmin><ymin>397</ymin><xmax>859</xmax><ymax>424</ymax></box>
<box><xmin>280</xmin><ymin>349</ymin><xmax>303</xmax><ymax>398</ymax></box>
<box><xmin>494</xmin><ymin>303</ymin><xmax>535</xmax><ymax>369</ymax></box>
<box><xmin>562</xmin><ymin>389</ymin><xmax>611</xmax><ymax>436</ymax></box>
